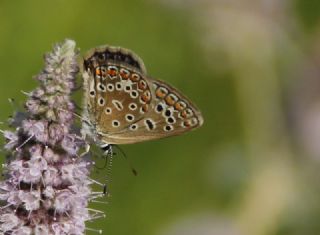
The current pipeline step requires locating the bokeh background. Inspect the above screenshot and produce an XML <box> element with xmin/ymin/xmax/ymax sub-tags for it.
<box><xmin>1</xmin><ymin>0</ymin><xmax>320</xmax><ymax>234</ymax></box>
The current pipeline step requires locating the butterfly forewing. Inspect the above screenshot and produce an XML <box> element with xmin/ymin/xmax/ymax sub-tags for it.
<box><xmin>82</xmin><ymin>46</ymin><xmax>203</xmax><ymax>145</ymax></box>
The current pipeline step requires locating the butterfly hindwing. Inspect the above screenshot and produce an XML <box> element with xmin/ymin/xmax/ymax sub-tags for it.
<box><xmin>99</xmin><ymin>78</ymin><xmax>203</xmax><ymax>144</ymax></box>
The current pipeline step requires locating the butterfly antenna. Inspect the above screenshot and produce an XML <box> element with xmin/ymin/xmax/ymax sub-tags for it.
<box><xmin>113</xmin><ymin>145</ymin><xmax>138</xmax><ymax>176</ymax></box>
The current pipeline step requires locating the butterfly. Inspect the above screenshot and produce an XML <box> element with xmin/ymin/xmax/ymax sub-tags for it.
<box><xmin>81</xmin><ymin>45</ymin><xmax>203</xmax><ymax>154</ymax></box>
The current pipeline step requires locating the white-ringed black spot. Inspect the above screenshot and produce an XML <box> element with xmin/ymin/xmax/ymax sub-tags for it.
<box><xmin>97</xmin><ymin>83</ymin><xmax>106</xmax><ymax>92</ymax></box>
<box><xmin>125</xmin><ymin>85</ymin><xmax>131</xmax><ymax>92</ymax></box>
<box><xmin>164</xmin><ymin>109</ymin><xmax>172</xmax><ymax>117</ymax></box>
<box><xmin>129</xmin><ymin>103</ymin><xmax>137</xmax><ymax>110</ymax></box>
<box><xmin>145</xmin><ymin>119</ymin><xmax>155</xmax><ymax>130</ymax></box>
<box><xmin>107</xmin><ymin>84</ymin><xmax>114</xmax><ymax>92</ymax></box>
<box><xmin>125</xmin><ymin>114</ymin><xmax>135</xmax><ymax>122</ymax></box>
<box><xmin>105</xmin><ymin>107</ymin><xmax>112</xmax><ymax>114</ymax></box>
<box><xmin>115</xmin><ymin>82</ymin><xmax>123</xmax><ymax>91</ymax></box>
<box><xmin>112</xmin><ymin>120</ymin><xmax>120</xmax><ymax>127</ymax></box>
<box><xmin>89</xmin><ymin>90</ymin><xmax>96</xmax><ymax>97</ymax></box>
<box><xmin>167</xmin><ymin>117</ymin><xmax>175</xmax><ymax>124</ymax></box>
<box><xmin>98</xmin><ymin>97</ymin><xmax>105</xmax><ymax>106</ymax></box>
<box><xmin>156</xmin><ymin>103</ymin><xmax>164</xmax><ymax>113</ymax></box>
<box><xmin>129</xmin><ymin>124</ymin><xmax>138</xmax><ymax>131</ymax></box>
<box><xmin>130</xmin><ymin>90</ymin><xmax>139</xmax><ymax>99</ymax></box>
<box><xmin>164</xmin><ymin>125</ymin><xmax>173</xmax><ymax>132</ymax></box>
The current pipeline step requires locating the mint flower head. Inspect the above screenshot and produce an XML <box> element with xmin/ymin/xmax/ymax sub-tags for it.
<box><xmin>0</xmin><ymin>40</ymin><xmax>105</xmax><ymax>235</ymax></box>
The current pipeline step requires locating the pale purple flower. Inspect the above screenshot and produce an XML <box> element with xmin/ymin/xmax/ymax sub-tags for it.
<box><xmin>0</xmin><ymin>39</ymin><xmax>105</xmax><ymax>234</ymax></box>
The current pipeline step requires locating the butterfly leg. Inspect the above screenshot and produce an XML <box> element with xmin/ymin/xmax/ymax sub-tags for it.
<box><xmin>79</xmin><ymin>143</ymin><xmax>91</xmax><ymax>158</ymax></box>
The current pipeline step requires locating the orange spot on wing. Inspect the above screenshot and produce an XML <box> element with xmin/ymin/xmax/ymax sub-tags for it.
<box><xmin>140</xmin><ymin>92</ymin><xmax>151</xmax><ymax>103</ymax></box>
<box><xmin>183</xmin><ymin>120</ymin><xmax>191</xmax><ymax>127</ymax></box>
<box><xmin>180</xmin><ymin>110</ymin><xmax>188</xmax><ymax>119</ymax></box>
<box><xmin>156</xmin><ymin>88</ymin><xmax>167</xmax><ymax>99</ymax></box>
<box><xmin>130</xmin><ymin>73</ymin><xmax>140</xmax><ymax>82</ymax></box>
<box><xmin>175</xmin><ymin>101</ymin><xmax>185</xmax><ymax>111</ymax></box>
<box><xmin>95</xmin><ymin>67</ymin><xmax>101</xmax><ymax>76</ymax></box>
<box><xmin>108</xmin><ymin>68</ymin><xmax>117</xmax><ymax>77</ymax></box>
<box><xmin>120</xmin><ymin>70</ymin><xmax>129</xmax><ymax>79</ymax></box>
<box><xmin>165</xmin><ymin>95</ymin><xmax>176</xmax><ymax>106</ymax></box>
<box><xmin>138</xmin><ymin>80</ymin><xmax>147</xmax><ymax>90</ymax></box>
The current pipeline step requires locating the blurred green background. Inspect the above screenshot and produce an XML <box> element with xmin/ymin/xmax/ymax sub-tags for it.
<box><xmin>1</xmin><ymin>0</ymin><xmax>320</xmax><ymax>234</ymax></box>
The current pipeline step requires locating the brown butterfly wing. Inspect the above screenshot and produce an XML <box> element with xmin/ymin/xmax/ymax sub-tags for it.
<box><xmin>98</xmin><ymin>77</ymin><xmax>203</xmax><ymax>144</ymax></box>
<box><xmin>82</xmin><ymin>46</ymin><xmax>153</xmax><ymax>143</ymax></box>
<box><xmin>82</xmin><ymin>46</ymin><xmax>203</xmax><ymax>145</ymax></box>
